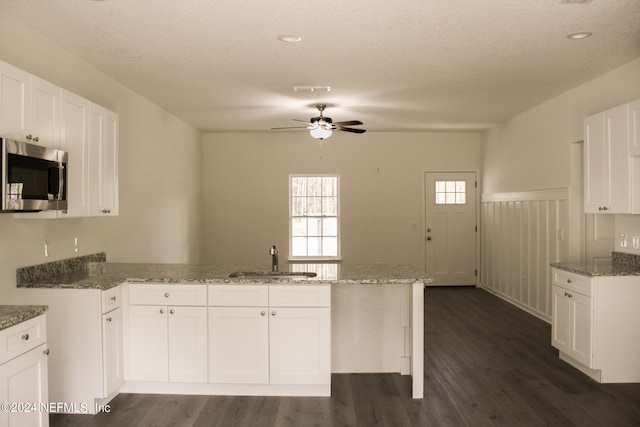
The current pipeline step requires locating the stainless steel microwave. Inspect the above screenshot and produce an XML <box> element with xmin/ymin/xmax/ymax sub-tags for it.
<box><xmin>1</xmin><ymin>137</ymin><xmax>68</xmax><ymax>212</ymax></box>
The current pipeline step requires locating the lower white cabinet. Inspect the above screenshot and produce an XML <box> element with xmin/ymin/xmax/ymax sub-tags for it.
<box><xmin>128</xmin><ymin>284</ymin><xmax>208</xmax><ymax>383</ymax></box>
<box><xmin>551</xmin><ymin>268</ymin><xmax>640</xmax><ymax>383</ymax></box>
<box><xmin>17</xmin><ymin>286</ymin><xmax>123</xmax><ymax>413</ymax></box>
<box><xmin>208</xmin><ymin>284</ymin><xmax>331</xmax><ymax>386</ymax></box>
<box><xmin>0</xmin><ymin>315</ymin><xmax>49</xmax><ymax>427</ymax></box>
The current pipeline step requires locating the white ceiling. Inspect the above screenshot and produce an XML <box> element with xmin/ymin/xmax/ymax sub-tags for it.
<box><xmin>1</xmin><ymin>0</ymin><xmax>639</xmax><ymax>133</ymax></box>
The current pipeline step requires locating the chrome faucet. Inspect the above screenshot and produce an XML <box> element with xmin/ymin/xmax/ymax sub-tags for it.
<box><xmin>269</xmin><ymin>245</ymin><xmax>279</xmax><ymax>272</ymax></box>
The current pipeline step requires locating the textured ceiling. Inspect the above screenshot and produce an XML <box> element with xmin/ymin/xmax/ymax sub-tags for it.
<box><xmin>0</xmin><ymin>0</ymin><xmax>639</xmax><ymax>133</ymax></box>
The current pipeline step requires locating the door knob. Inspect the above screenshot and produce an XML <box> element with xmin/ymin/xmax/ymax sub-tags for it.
<box><xmin>426</xmin><ymin>236</ymin><xmax>432</xmax><ymax>241</ymax></box>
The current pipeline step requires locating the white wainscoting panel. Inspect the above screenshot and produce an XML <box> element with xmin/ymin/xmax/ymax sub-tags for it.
<box><xmin>481</xmin><ymin>189</ymin><xmax>570</xmax><ymax>322</ymax></box>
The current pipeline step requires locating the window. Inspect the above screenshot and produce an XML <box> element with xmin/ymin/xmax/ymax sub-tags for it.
<box><xmin>435</xmin><ymin>180</ymin><xmax>466</xmax><ymax>205</ymax></box>
<box><xmin>290</xmin><ymin>175</ymin><xmax>339</xmax><ymax>259</ymax></box>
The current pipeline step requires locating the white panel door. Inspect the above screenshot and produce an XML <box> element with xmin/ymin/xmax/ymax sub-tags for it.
<box><xmin>128</xmin><ymin>305</ymin><xmax>168</xmax><ymax>381</ymax></box>
<box><xmin>269</xmin><ymin>307</ymin><xmax>330</xmax><ymax>385</ymax></box>
<box><xmin>30</xmin><ymin>76</ymin><xmax>60</xmax><ymax>148</ymax></box>
<box><xmin>0</xmin><ymin>60</ymin><xmax>30</xmax><ymax>141</ymax></box>
<box><xmin>424</xmin><ymin>172</ymin><xmax>477</xmax><ymax>286</ymax></box>
<box><xmin>0</xmin><ymin>344</ymin><xmax>49</xmax><ymax>427</ymax></box>
<box><xmin>168</xmin><ymin>306</ymin><xmax>207</xmax><ymax>383</ymax></box>
<box><xmin>551</xmin><ymin>286</ymin><xmax>571</xmax><ymax>354</ymax></box>
<box><xmin>571</xmin><ymin>292</ymin><xmax>594</xmax><ymax>368</ymax></box>
<box><xmin>102</xmin><ymin>307</ymin><xmax>123</xmax><ymax>397</ymax></box>
<box><xmin>208</xmin><ymin>307</ymin><xmax>269</xmax><ymax>384</ymax></box>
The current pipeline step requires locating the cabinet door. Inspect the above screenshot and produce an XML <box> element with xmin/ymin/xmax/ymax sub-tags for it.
<box><xmin>102</xmin><ymin>307</ymin><xmax>123</xmax><ymax>397</ymax></box>
<box><xmin>269</xmin><ymin>307</ymin><xmax>330</xmax><ymax>385</ymax></box>
<box><xmin>128</xmin><ymin>305</ymin><xmax>168</xmax><ymax>381</ymax></box>
<box><xmin>0</xmin><ymin>60</ymin><xmax>31</xmax><ymax>141</ymax></box>
<box><xmin>631</xmin><ymin>99</ymin><xmax>640</xmax><ymax>157</ymax></box>
<box><xmin>551</xmin><ymin>286</ymin><xmax>571</xmax><ymax>354</ymax></box>
<box><xmin>605</xmin><ymin>104</ymin><xmax>630</xmax><ymax>212</ymax></box>
<box><xmin>168</xmin><ymin>306</ymin><xmax>207</xmax><ymax>383</ymax></box>
<box><xmin>60</xmin><ymin>90</ymin><xmax>90</xmax><ymax>217</ymax></box>
<box><xmin>0</xmin><ymin>344</ymin><xmax>49</xmax><ymax>427</ymax></box>
<box><xmin>584</xmin><ymin>113</ymin><xmax>607</xmax><ymax>213</ymax></box>
<box><xmin>89</xmin><ymin>104</ymin><xmax>119</xmax><ymax>216</ymax></box>
<box><xmin>208</xmin><ymin>307</ymin><xmax>269</xmax><ymax>384</ymax></box>
<box><xmin>30</xmin><ymin>76</ymin><xmax>60</xmax><ymax>148</ymax></box>
<box><xmin>570</xmin><ymin>292</ymin><xmax>594</xmax><ymax>368</ymax></box>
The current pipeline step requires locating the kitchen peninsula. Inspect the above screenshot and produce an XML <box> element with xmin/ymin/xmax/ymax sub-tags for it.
<box><xmin>16</xmin><ymin>253</ymin><xmax>429</xmax><ymax>413</ymax></box>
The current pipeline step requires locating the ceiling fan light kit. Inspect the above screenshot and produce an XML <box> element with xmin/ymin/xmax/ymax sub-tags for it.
<box><xmin>271</xmin><ymin>104</ymin><xmax>366</xmax><ymax>140</ymax></box>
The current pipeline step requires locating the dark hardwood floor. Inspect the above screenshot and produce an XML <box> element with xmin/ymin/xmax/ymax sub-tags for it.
<box><xmin>50</xmin><ymin>287</ymin><xmax>640</xmax><ymax>426</ymax></box>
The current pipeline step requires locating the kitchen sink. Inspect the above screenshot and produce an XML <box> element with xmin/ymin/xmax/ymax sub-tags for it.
<box><xmin>227</xmin><ymin>271</ymin><xmax>317</xmax><ymax>279</ymax></box>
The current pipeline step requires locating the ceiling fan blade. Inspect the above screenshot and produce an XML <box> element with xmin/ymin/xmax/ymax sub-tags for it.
<box><xmin>337</xmin><ymin>127</ymin><xmax>366</xmax><ymax>134</ymax></box>
<box><xmin>271</xmin><ymin>126</ymin><xmax>310</xmax><ymax>130</ymax></box>
<box><xmin>333</xmin><ymin>120</ymin><xmax>363</xmax><ymax>126</ymax></box>
<box><xmin>292</xmin><ymin>119</ymin><xmax>312</xmax><ymax>124</ymax></box>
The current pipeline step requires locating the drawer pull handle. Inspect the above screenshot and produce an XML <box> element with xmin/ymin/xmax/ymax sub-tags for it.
<box><xmin>106</xmin><ymin>317</ymin><xmax>112</xmax><ymax>322</ymax></box>
<box><xmin>21</xmin><ymin>333</ymin><xmax>29</xmax><ymax>341</ymax></box>
<box><xmin>564</xmin><ymin>292</ymin><xmax>572</xmax><ymax>298</ymax></box>
<box><xmin>164</xmin><ymin>292</ymin><xmax>170</xmax><ymax>298</ymax></box>
<box><xmin>43</xmin><ymin>349</ymin><xmax>50</xmax><ymax>356</ymax></box>
<box><xmin>111</xmin><ymin>296</ymin><xmax>117</xmax><ymax>301</ymax></box>
<box><xmin>567</xmin><ymin>279</ymin><xmax>572</xmax><ymax>284</ymax></box>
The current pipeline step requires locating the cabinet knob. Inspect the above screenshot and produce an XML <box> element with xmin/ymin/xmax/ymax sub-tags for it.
<box><xmin>160</xmin><ymin>309</ymin><xmax>165</xmax><ymax>314</ymax></box>
<box><xmin>271</xmin><ymin>311</ymin><xmax>276</xmax><ymax>316</ymax></box>
<box><xmin>567</xmin><ymin>279</ymin><xmax>572</xmax><ymax>284</ymax></box>
<box><xmin>43</xmin><ymin>349</ymin><xmax>50</xmax><ymax>356</ymax></box>
<box><xmin>21</xmin><ymin>333</ymin><xmax>29</xmax><ymax>341</ymax></box>
<box><xmin>25</xmin><ymin>134</ymin><xmax>32</xmax><ymax>140</ymax></box>
<box><xmin>164</xmin><ymin>292</ymin><xmax>170</xmax><ymax>298</ymax></box>
<box><xmin>261</xmin><ymin>311</ymin><xmax>266</xmax><ymax>316</ymax></box>
<box><xmin>170</xmin><ymin>309</ymin><xmax>175</xmax><ymax>315</ymax></box>
<box><xmin>106</xmin><ymin>317</ymin><xmax>112</xmax><ymax>322</ymax></box>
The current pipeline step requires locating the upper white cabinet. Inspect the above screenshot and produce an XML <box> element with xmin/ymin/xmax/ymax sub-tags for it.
<box><xmin>60</xmin><ymin>90</ymin><xmax>90</xmax><ymax>217</ymax></box>
<box><xmin>0</xmin><ymin>61</ymin><xmax>60</xmax><ymax>147</ymax></box>
<box><xmin>0</xmin><ymin>59</ymin><xmax>119</xmax><ymax>219</ymax></box>
<box><xmin>631</xmin><ymin>99</ymin><xmax>640</xmax><ymax>157</ymax></box>
<box><xmin>89</xmin><ymin>104</ymin><xmax>119</xmax><ymax>216</ymax></box>
<box><xmin>584</xmin><ymin>102</ymin><xmax>639</xmax><ymax>213</ymax></box>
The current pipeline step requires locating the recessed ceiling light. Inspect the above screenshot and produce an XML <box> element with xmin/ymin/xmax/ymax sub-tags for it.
<box><xmin>567</xmin><ymin>32</ymin><xmax>593</xmax><ymax>40</ymax></box>
<box><xmin>278</xmin><ymin>34</ymin><xmax>302</xmax><ymax>43</ymax></box>
<box><xmin>293</xmin><ymin>86</ymin><xmax>331</xmax><ymax>93</ymax></box>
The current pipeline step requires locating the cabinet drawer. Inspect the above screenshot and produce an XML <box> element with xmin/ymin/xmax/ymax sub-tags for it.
<box><xmin>129</xmin><ymin>284</ymin><xmax>207</xmax><ymax>306</ymax></box>
<box><xmin>102</xmin><ymin>285</ymin><xmax>122</xmax><ymax>313</ymax></box>
<box><xmin>0</xmin><ymin>315</ymin><xmax>47</xmax><ymax>365</ymax></box>
<box><xmin>552</xmin><ymin>269</ymin><xmax>592</xmax><ymax>297</ymax></box>
<box><xmin>208</xmin><ymin>284</ymin><xmax>268</xmax><ymax>306</ymax></box>
<box><xmin>269</xmin><ymin>285</ymin><xmax>331</xmax><ymax>307</ymax></box>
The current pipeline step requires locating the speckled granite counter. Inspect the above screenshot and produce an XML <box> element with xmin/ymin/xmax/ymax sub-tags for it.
<box><xmin>0</xmin><ymin>305</ymin><xmax>48</xmax><ymax>331</ymax></box>
<box><xmin>551</xmin><ymin>252</ymin><xmax>640</xmax><ymax>277</ymax></box>
<box><xmin>17</xmin><ymin>254</ymin><xmax>431</xmax><ymax>290</ymax></box>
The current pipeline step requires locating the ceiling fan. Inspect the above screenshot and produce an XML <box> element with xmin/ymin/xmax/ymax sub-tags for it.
<box><xmin>271</xmin><ymin>104</ymin><xmax>366</xmax><ymax>140</ymax></box>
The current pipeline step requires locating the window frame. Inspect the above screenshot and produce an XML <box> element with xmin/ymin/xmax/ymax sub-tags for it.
<box><xmin>288</xmin><ymin>174</ymin><xmax>341</xmax><ymax>261</ymax></box>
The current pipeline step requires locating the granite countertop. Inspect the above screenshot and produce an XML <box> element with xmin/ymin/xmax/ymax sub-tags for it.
<box><xmin>18</xmin><ymin>260</ymin><xmax>432</xmax><ymax>290</ymax></box>
<box><xmin>551</xmin><ymin>259</ymin><xmax>640</xmax><ymax>277</ymax></box>
<box><xmin>0</xmin><ymin>305</ymin><xmax>48</xmax><ymax>331</ymax></box>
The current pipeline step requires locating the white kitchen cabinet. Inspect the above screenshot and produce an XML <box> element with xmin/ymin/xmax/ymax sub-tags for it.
<box><xmin>0</xmin><ymin>315</ymin><xmax>49</xmax><ymax>427</ymax></box>
<box><xmin>631</xmin><ymin>99</ymin><xmax>640</xmax><ymax>157</ymax></box>
<box><xmin>0</xmin><ymin>60</ymin><xmax>60</xmax><ymax>147</ymax></box>
<box><xmin>208</xmin><ymin>284</ymin><xmax>331</xmax><ymax>387</ymax></box>
<box><xmin>59</xmin><ymin>89</ymin><xmax>90</xmax><ymax>217</ymax></box>
<box><xmin>89</xmin><ymin>104</ymin><xmax>119</xmax><ymax>216</ymax></box>
<box><xmin>16</xmin><ymin>286</ymin><xmax>123</xmax><ymax>413</ymax></box>
<box><xmin>0</xmin><ymin>60</ymin><xmax>31</xmax><ymax>141</ymax></box>
<box><xmin>128</xmin><ymin>284</ymin><xmax>208</xmax><ymax>383</ymax></box>
<box><xmin>584</xmin><ymin>104</ymin><xmax>631</xmax><ymax>213</ymax></box>
<box><xmin>551</xmin><ymin>268</ymin><xmax>640</xmax><ymax>383</ymax></box>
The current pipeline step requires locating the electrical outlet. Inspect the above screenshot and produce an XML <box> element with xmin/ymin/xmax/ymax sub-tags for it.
<box><xmin>44</xmin><ymin>241</ymin><xmax>49</xmax><ymax>257</ymax></box>
<box><xmin>621</xmin><ymin>234</ymin><xmax>628</xmax><ymax>248</ymax></box>
<box><xmin>74</xmin><ymin>237</ymin><xmax>79</xmax><ymax>253</ymax></box>
<box><xmin>633</xmin><ymin>235</ymin><xmax>640</xmax><ymax>251</ymax></box>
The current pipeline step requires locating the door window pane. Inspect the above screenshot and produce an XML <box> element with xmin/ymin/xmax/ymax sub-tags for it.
<box><xmin>435</xmin><ymin>180</ymin><xmax>467</xmax><ymax>205</ymax></box>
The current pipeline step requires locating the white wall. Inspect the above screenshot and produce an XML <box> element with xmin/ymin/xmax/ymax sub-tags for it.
<box><xmin>0</xmin><ymin>10</ymin><xmax>203</xmax><ymax>303</ymax></box>
<box><xmin>481</xmin><ymin>57</ymin><xmax>640</xmax><ymax>319</ymax></box>
<box><xmin>202</xmin><ymin>131</ymin><xmax>482</xmax><ymax>268</ymax></box>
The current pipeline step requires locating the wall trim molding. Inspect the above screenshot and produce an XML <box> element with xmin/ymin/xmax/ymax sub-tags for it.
<box><xmin>481</xmin><ymin>188</ymin><xmax>569</xmax><ymax>203</ymax></box>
